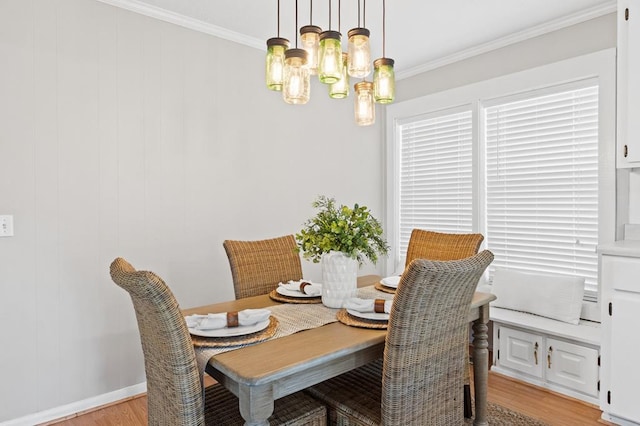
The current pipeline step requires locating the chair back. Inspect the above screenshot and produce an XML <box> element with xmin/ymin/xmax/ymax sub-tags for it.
<box><xmin>223</xmin><ymin>234</ymin><xmax>303</xmax><ymax>299</ymax></box>
<box><xmin>381</xmin><ymin>250</ymin><xmax>494</xmax><ymax>425</ymax></box>
<box><xmin>405</xmin><ymin>229</ymin><xmax>484</xmax><ymax>268</ymax></box>
<box><xmin>110</xmin><ymin>258</ymin><xmax>204</xmax><ymax>425</ymax></box>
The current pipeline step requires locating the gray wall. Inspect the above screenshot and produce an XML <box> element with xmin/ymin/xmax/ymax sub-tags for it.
<box><xmin>0</xmin><ymin>1</ymin><xmax>624</xmax><ymax>423</ymax></box>
<box><xmin>0</xmin><ymin>0</ymin><xmax>383</xmax><ymax>421</ymax></box>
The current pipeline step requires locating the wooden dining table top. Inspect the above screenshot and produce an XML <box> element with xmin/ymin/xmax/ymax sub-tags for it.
<box><xmin>182</xmin><ymin>275</ymin><xmax>496</xmax><ymax>425</ymax></box>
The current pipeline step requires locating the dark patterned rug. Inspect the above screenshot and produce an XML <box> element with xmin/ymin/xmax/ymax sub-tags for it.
<box><xmin>465</xmin><ymin>401</ymin><xmax>550</xmax><ymax>425</ymax></box>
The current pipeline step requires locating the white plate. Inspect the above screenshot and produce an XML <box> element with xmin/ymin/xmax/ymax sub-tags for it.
<box><xmin>380</xmin><ymin>275</ymin><xmax>401</xmax><ymax>288</ymax></box>
<box><xmin>188</xmin><ymin>318</ymin><xmax>270</xmax><ymax>338</ymax></box>
<box><xmin>276</xmin><ymin>286</ymin><xmax>322</xmax><ymax>298</ymax></box>
<box><xmin>347</xmin><ymin>309</ymin><xmax>389</xmax><ymax>321</ymax></box>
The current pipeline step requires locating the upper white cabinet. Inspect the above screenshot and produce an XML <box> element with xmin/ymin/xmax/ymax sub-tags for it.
<box><xmin>618</xmin><ymin>0</ymin><xmax>640</xmax><ymax>167</ymax></box>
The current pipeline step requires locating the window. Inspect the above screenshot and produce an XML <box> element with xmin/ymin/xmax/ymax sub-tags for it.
<box><xmin>385</xmin><ymin>49</ymin><xmax>615</xmax><ymax>302</ymax></box>
<box><xmin>485</xmin><ymin>85</ymin><xmax>599</xmax><ymax>293</ymax></box>
<box><xmin>398</xmin><ymin>109</ymin><xmax>473</xmax><ymax>259</ymax></box>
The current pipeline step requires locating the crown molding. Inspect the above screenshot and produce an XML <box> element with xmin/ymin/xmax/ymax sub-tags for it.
<box><xmin>396</xmin><ymin>1</ymin><xmax>617</xmax><ymax>80</ymax></box>
<box><xmin>95</xmin><ymin>0</ymin><xmax>264</xmax><ymax>50</ymax></box>
<box><xmin>96</xmin><ymin>0</ymin><xmax>616</xmax><ymax>81</ymax></box>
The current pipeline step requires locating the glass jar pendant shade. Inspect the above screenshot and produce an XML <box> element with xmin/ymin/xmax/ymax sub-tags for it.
<box><xmin>347</xmin><ymin>28</ymin><xmax>371</xmax><ymax>78</ymax></box>
<box><xmin>318</xmin><ymin>30</ymin><xmax>342</xmax><ymax>84</ymax></box>
<box><xmin>373</xmin><ymin>57</ymin><xmax>395</xmax><ymax>104</ymax></box>
<box><xmin>329</xmin><ymin>53</ymin><xmax>349</xmax><ymax>99</ymax></box>
<box><xmin>283</xmin><ymin>48</ymin><xmax>310</xmax><ymax>105</ymax></box>
<box><xmin>354</xmin><ymin>81</ymin><xmax>375</xmax><ymax>126</ymax></box>
<box><xmin>266</xmin><ymin>37</ymin><xmax>290</xmax><ymax>91</ymax></box>
<box><xmin>300</xmin><ymin>25</ymin><xmax>321</xmax><ymax>75</ymax></box>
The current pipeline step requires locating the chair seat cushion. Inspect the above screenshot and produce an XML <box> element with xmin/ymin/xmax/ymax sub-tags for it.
<box><xmin>305</xmin><ymin>360</ymin><xmax>383</xmax><ymax>426</ymax></box>
<box><xmin>205</xmin><ymin>383</ymin><xmax>326</xmax><ymax>425</ymax></box>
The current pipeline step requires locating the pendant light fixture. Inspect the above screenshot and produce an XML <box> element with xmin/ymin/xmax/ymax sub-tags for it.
<box><xmin>373</xmin><ymin>0</ymin><xmax>395</xmax><ymax>103</ymax></box>
<box><xmin>347</xmin><ymin>0</ymin><xmax>371</xmax><ymax>78</ymax></box>
<box><xmin>265</xmin><ymin>0</ymin><xmax>290</xmax><ymax>91</ymax></box>
<box><xmin>318</xmin><ymin>0</ymin><xmax>342</xmax><ymax>84</ymax></box>
<box><xmin>354</xmin><ymin>80</ymin><xmax>375</xmax><ymax>126</ymax></box>
<box><xmin>329</xmin><ymin>52</ymin><xmax>349</xmax><ymax>99</ymax></box>
<box><xmin>264</xmin><ymin>0</ymin><xmax>393</xmax><ymax>124</ymax></box>
<box><xmin>283</xmin><ymin>0</ymin><xmax>310</xmax><ymax>104</ymax></box>
<box><xmin>299</xmin><ymin>0</ymin><xmax>321</xmax><ymax>75</ymax></box>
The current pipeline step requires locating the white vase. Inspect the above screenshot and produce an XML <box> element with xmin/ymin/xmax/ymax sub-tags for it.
<box><xmin>321</xmin><ymin>250</ymin><xmax>358</xmax><ymax>308</ymax></box>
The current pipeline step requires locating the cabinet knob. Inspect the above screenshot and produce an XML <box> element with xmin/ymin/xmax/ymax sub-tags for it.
<box><xmin>624</xmin><ymin>144</ymin><xmax>629</xmax><ymax>158</ymax></box>
<box><xmin>626</xmin><ymin>8</ymin><xmax>630</xmax><ymax>21</ymax></box>
<box><xmin>534</xmin><ymin>342</ymin><xmax>539</xmax><ymax>365</ymax></box>
<box><xmin>547</xmin><ymin>346</ymin><xmax>553</xmax><ymax>368</ymax></box>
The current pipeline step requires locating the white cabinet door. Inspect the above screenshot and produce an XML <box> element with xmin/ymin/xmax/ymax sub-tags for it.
<box><xmin>546</xmin><ymin>338</ymin><xmax>599</xmax><ymax>397</ymax></box>
<box><xmin>609</xmin><ymin>293</ymin><xmax>640</xmax><ymax>422</ymax></box>
<box><xmin>498</xmin><ymin>327</ymin><xmax>543</xmax><ymax>378</ymax></box>
<box><xmin>618</xmin><ymin>0</ymin><xmax>640</xmax><ymax>166</ymax></box>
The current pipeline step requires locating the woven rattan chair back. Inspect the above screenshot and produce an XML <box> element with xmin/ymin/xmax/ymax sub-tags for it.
<box><xmin>404</xmin><ymin>229</ymin><xmax>484</xmax><ymax>268</ymax></box>
<box><xmin>110</xmin><ymin>257</ymin><xmax>205</xmax><ymax>425</ymax></box>
<box><xmin>110</xmin><ymin>257</ymin><xmax>327</xmax><ymax>426</ymax></box>
<box><xmin>224</xmin><ymin>234</ymin><xmax>303</xmax><ymax>299</ymax></box>
<box><xmin>382</xmin><ymin>250</ymin><xmax>494</xmax><ymax>425</ymax></box>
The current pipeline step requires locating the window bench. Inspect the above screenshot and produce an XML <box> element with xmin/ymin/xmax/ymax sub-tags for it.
<box><xmin>490</xmin><ymin>306</ymin><xmax>601</xmax><ymax>405</ymax></box>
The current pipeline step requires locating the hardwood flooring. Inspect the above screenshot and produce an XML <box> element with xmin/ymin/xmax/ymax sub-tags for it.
<box><xmin>44</xmin><ymin>371</ymin><xmax>607</xmax><ymax>425</ymax></box>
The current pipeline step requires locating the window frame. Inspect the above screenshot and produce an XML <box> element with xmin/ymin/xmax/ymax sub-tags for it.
<box><xmin>384</xmin><ymin>49</ymin><xmax>616</xmax><ymax>311</ymax></box>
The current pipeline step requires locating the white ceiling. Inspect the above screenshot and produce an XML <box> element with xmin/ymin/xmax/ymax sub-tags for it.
<box><xmin>100</xmin><ymin>0</ymin><xmax>616</xmax><ymax>78</ymax></box>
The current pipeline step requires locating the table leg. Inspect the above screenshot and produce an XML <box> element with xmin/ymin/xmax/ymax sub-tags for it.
<box><xmin>472</xmin><ymin>304</ymin><xmax>490</xmax><ymax>426</ymax></box>
<box><xmin>238</xmin><ymin>383</ymin><xmax>273</xmax><ymax>426</ymax></box>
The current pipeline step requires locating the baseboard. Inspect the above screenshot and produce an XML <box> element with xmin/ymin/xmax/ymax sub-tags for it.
<box><xmin>1</xmin><ymin>382</ymin><xmax>147</xmax><ymax>426</ymax></box>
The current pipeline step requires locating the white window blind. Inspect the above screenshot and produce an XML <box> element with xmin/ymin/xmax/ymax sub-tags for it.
<box><xmin>485</xmin><ymin>85</ymin><xmax>599</xmax><ymax>294</ymax></box>
<box><xmin>398</xmin><ymin>110</ymin><xmax>473</xmax><ymax>258</ymax></box>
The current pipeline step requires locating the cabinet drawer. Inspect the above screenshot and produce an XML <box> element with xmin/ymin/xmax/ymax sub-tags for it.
<box><xmin>602</xmin><ymin>255</ymin><xmax>640</xmax><ymax>292</ymax></box>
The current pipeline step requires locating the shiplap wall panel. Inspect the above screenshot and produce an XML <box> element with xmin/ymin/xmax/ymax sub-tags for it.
<box><xmin>0</xmin><ymin>0</ymin><xmax>382</xmax><ymax>421</ymax></box>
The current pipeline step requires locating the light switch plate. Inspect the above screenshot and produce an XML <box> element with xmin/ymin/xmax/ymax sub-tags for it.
<box><xmin>0</xmin><ymin>215</ymin><xmax>14</xmax><ymax>237</ymax></box>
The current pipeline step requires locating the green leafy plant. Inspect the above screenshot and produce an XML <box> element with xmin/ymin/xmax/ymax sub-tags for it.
<box><xmin>296</xmin><ymin>195</ymin><xmax>389</xmax><ymax>265</ymax></box>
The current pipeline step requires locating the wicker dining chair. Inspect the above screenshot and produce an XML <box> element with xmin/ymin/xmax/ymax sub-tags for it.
<box><xmin>405</xmin><ymin>229</ymin><xmax>484</xmax><ymax>268</ymax></box>
<box><xmin>223</xmin><ymin>234</ymin><xmax>303</xmax><ymax>299</ymax></box>
<box><xmin>306</xmin><ymin>250</ymin><xmax>494</xmax><ymax>426</ymax></box>
<box><xmin>110</xmin><ymin>257</ymin><xmax>326</xmax><ymax>426</ymax></box>
<box><xmin>404</xmin><ymin>228</ymin><xmax>484</xmax><ymax>417</ymax></box>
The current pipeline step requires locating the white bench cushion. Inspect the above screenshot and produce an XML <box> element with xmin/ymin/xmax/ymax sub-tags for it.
<box><xmin>491</xmin><ymin>268</ymin><xmax>584</xmax><ymax>325</ymax></box>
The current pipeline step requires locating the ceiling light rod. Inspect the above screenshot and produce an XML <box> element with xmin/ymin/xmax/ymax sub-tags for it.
<box><xmin>283</xmin><ymin>0</ymin><xmax>310</xmax><ymax>104</ymax></box>
<box><xmin>373</xmin><ymin>0</ymin><xmax>395</xmax><ymax>104</ymax></box>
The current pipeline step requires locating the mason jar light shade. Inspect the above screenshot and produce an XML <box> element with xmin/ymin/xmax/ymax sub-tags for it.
<box><xmin>266</xmin><ymin>37</ymin><xmax>290</xmax><ymax>91</ymax></box>
<box><xmin>373</xmin><ymin>57</ymin><xmax>395</xmax><ymax>104</ymax></box>
<box><xmin>318</xmin><ymin>30</ymin><xmax>342</xmax><ymax>84</ymax></box>
<box><xmin>329</xmin><ymin>53</ymin><xmax>349</xmax><ymax>99</ymax></box>
<box><xmin>300</xmin><ymin>25</ymin><xmax>321</xmax><ymax>75</ymax></box>
<box><xmin>283</xmin><ymin>48</ymin><xmax>310</xmax><ymax>105</ymax></box>
<box><xmin>354</xmin><ymin>81</ymin><xmax>375</xmax><ymax>126</ymax></box>
<box><xmin>347</xmin><ymin>28</ymin><xmax>371</xmax><ymax>78</ymax></box>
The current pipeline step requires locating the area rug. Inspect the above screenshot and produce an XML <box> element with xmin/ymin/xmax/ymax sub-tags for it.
<box><xmin>465</xmin><ymin>401</ymin><xmax>550</xmax><ymax>425</ymax></box>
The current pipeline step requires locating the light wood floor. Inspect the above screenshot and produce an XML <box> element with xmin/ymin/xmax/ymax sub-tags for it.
<box><xmin>44</xmin><ymin>371</ymin><xmax>607</xmax><ymax>425</ymax></box>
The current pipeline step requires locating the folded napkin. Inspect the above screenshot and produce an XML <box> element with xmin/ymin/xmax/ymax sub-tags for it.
<box><xmin>344</xmin><ymin>298</ymin><xmax>393</xmax><ymax>314</ymax></box>
<box><xmin>278</xmin><ymin>280</ymin><xmax>322</xmax><ymax>296</ymax></box>
<box><xmin>185</xmin><ymin>308</ymin><xmax>271</xmax><ymax>330</ymax></box>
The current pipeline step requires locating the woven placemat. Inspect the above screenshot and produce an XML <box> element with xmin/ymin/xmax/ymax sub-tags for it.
<box><xmin>337</xmin><ymin>309</ymin><xmax>388</xmax><ymax>329</ymax></box>
<box><xmin>269</xmin><ymin>289</ymin><xmax>322</xmax><ymax>304</ymax></box>
<box><xmin>374</xmin><ymin>282</ymin><xmax>396</xmax><ymax>294</ymax></box>
<box><xmin>191</xmin><ymin>316</ymin><xmax>279</xmax><ymax>348</ymax></box>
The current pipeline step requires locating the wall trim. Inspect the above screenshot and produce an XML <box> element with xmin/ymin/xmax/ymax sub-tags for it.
<box><xmin>96</xmin><ymin>0</ymin><xmax>616</xmax><ymax>81</ymax></box>
<box><xmin>397</xmin><ymin>1</ymin><xmax>617</xmax><ymax>80</ymax></box>
<box><xmin>0</xmin><ymin>383</ymin><xmax>146</xmax><ymax>426</ymax></box>
<box><xmin>95</xmin><ymin>0</ymin><xmax>263</xmax><ymax>50</ymax></box>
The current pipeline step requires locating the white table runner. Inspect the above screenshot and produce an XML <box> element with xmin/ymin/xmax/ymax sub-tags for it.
<box><xmin>194</xmin><ymin>286</ymin><xmax>392</xmax><ymax>377</ymax></box>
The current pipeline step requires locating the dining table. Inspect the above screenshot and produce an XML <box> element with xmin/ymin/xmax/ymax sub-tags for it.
<box><xmin>182</xmin><ymin>275</ymin><xmax>496</xmax><ymax>426</ymax></box>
